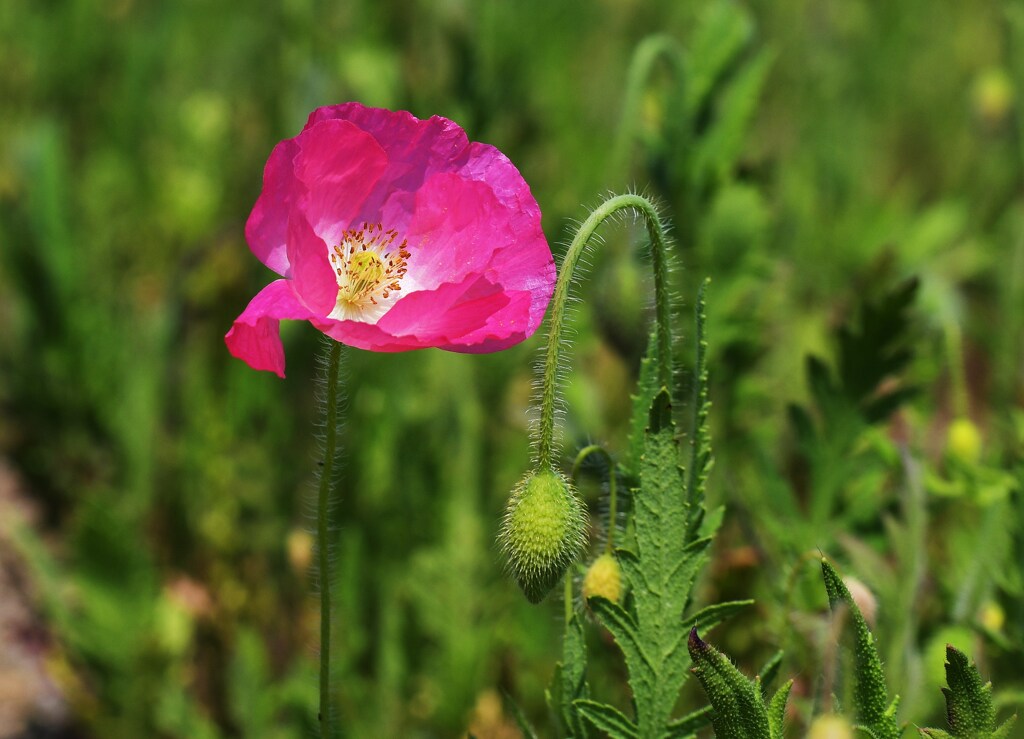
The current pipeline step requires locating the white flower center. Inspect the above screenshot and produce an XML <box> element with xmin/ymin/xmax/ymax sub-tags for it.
<box><xmin>327</xmin><ymin>223</ymin><xmax>410</xmax><ymax>323</ymax></box>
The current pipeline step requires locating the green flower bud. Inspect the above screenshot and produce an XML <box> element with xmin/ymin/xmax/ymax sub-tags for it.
<box><xmin>499</xmin><ymin>468</ymin><xmax>587</xmax><ymax>603</ymax></box>
<box><xmin>582</xmin><ymin>552</ymin><xmax>622</xmax><ymax>603</ymax></box>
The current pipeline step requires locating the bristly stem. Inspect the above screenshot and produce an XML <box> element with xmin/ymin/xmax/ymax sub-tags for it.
<box><xmin>318</xmin><ymin>340</ymin><xmax>343</xmax><ymax>738</ymax></box>
<box><xmin>537</xmin><ymin>194</ymin><xmax>674</xmax><ymax>470</ymax></box>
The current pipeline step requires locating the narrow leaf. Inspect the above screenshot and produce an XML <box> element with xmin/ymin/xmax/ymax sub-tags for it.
<box><xmin>665</xmin><ymin>705</ymin><xmax>713</xmax><ymax>737</ymax></box>
<box><xmin>687</xmin><ymin>628</ymin><xmax>771</xmax><ymax>739</ymax></box>
<box><xmin>685</xmin><ymin>278</ymin><xmax>713</xmax><ymax>541</ymax></box>
<box><xmin>821</xmin><ymin>559</ymin><xmax>901</xmax><ymax>739</ymax></box>
<box><xmin>590</xmin><ymin>596</ymin><xmax>650</xmax><ymax>674</ymax></box>
<box><xmin>554</xmin><ymin>613</ymin><xmax>592</xmax><ymax>737</ymax></box>
<box><xmin>681</xmin><ymin>599</ymin><xmax>754</xmax><ymax>633</ymax></box>
<box><xmin>575</xmin><ymin>700</ymin><xmax>640</xmax><ymax>738</ymax></box>
<box><xmin>767</xmin><ymin>680</ymin><xmax>793</xmax><ymax>739</ymax></box>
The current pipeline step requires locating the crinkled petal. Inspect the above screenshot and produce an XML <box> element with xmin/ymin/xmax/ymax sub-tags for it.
<box><xmin>304</xmin><ymin>104</ymin><xmax>472</xmax><ymax>232</ymax></box>
<box><xmin>404</xmin><ymin>170</ymin><xmax>554</xmax><ymax>338</ymax></box>
<box><xmin>293</xmin><ymin>119</ymin><xmax>388</xmax><ymax>244</ymax></box>
<box><xmin>225</xmin><ymin>280</ymin><xmax>318</xmax><ymax>377</ymax></box>
<box><xmin>312</xmin><ymin>273</ymin><xmax>510</xmax><ymax>352</ymax></box>
<box><xmin>403</xmin><ymin>173</ymin><xmax>504</xmax><ymax>287</ymax></box>
<box><xmin>245</xmin><ymin>138</ymin><xmax>299</xmax><ymax>276</ymax></box>
<box><xmin>439</xmin><ymin>288</ymin><xmax>536</xmax><ymax>353</ymax></box>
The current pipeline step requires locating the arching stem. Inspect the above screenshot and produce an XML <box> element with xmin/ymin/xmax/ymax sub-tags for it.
<box><xmin>612</xmin><ymin>33</ymin><xmax>687</xmax><ymax>178</ymax></box>
<box><xmin>536</xmin><ymin>193</ymin><xmax>674</xmax><ymax>470</ymax></box>
<box><xmin>572</xmin><ymin>444</ymin><xmax>619</xmax><ymax>555</ymax></box>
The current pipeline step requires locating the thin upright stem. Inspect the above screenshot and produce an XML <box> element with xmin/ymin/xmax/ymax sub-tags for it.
<box><xmin>318</xmin><ymin>341</ymin><xmax>343</xmax><ymax>737</ymax></box>
<box><xmin>537</xmin><ymin>193</ymin><xmax>674</xmax><ymax>470</ymax></box>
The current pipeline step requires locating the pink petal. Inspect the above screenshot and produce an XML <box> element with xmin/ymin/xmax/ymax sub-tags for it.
<box><xmin>378</xmin><ymin>274</ymin><xmax>510</xmax><ymax>340</ymax></box>
<box><xmin>312</xmin><ymin>274</ymin><xmax>510</xmax><ymax>352</ymax></box>
<box><xmin>286</xmin><ymin>211</ymin><xmax>339</xmax><ymax>317</ymax></box>
<box><xmin>225</xmin><ymin>280</ymin><xmax>317</xmax><ymax>377</ymax></box>
<box><xmin>440</xmin><ymin>289</ymin><xmax>536</xmax><ymax>352</ymax></box>
<box><xmin>403</xmin><ymin>170</ymin><xmax>555</xmax><ymax>338</ymax></box>
<box><xmin>304</xmin><ymin>104</ymin><xmax>472</xmax><ymax>232</ymax></box>
<box><xmin>245</xmin><ymin>138</ymin><xmax>300</xmax><ymax>276</ymax></box>
<box><xmin>293</xmin><ymin>119</ymin><xmax>388</xmax><ymax>244</ymax></box>
<box><xmin>403</xmin><ymin>173</ymin><xmax>504</xmax><ymax>288</ymax></box>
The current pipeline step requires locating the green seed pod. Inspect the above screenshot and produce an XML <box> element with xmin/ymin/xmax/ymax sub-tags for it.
<box><xmin>582</xmin><ymin>552</ymin><xmax>622</xmax><ymax>603</ymax></box>
<box><xmin>499</xmin><ymin>468</ymin><xmax>587</xmax><ymax>603</ymax></box>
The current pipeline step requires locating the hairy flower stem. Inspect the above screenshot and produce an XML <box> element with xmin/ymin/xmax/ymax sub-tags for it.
<box><xmin>318</xmin><ymin>341</ymin><xmax>343</xmax><ymax>738</ymax></box>
<box><xmin>537</xmin><ymin>193</ymin><xmax>674</xmax><ymax>470</ymax></box>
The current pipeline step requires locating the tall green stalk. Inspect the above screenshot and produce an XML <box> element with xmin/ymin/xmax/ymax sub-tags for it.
<box><xmin>317</xmin><ymin>341</ymin><xmax>343</xmax><ymax>737</ymax></box>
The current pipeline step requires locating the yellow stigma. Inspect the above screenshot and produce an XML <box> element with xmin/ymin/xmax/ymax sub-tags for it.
<box><xmin>349</xmin><ymin>250</ymin><xmax>384</xmax><ymax>280</ymax></box>
<box><xmin>328</xmin><ymin>222</ymin><xmax>411</xmax><ymax>322</ymax></box>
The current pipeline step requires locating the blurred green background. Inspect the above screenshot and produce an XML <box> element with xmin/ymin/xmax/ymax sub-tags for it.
<box><xmin>1</xmin><ymin>0</ymin><xmax>1023</xmax><ymax>737</ymax></box>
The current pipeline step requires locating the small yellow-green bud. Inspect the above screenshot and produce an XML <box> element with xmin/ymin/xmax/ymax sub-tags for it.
<box><xmin>807</xmin><ymin>714</ymin><xmax>854</xmax><ymax>739</ymax></box>
<box><xmin>972</xmin><ymin>67</ymin><xmax>1014</xmax><ymax>129</ymax></box>
<box><xmin>499</xmin><ymin>468</ymin><xmax>587</xmax><ymax>604</ymax></box>
<box><xmin>978</xmin><ymin>600</ymin><xmax>1005</xmax><ymax>632</ymax></box>
<box><xmin>946</xmin><ymin>417</ymin><xmax>982</xmax><ymax>465</ymax></box>
<box><xmin>582</xmin><ymin>552</ymin><xmax>622</xmax><ymax>603</ymax></box>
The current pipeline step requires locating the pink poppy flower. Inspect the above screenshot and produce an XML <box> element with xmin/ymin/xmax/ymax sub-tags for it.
<box><xmin>226</xmin><ymin>103</ymin><xmax>556</xmax><ymax>377</ymax></box>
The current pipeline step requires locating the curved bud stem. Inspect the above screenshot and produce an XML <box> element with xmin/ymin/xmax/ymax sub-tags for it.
<box><xmin>537</xmin><ymin>193</ymin><xmax>674</xmax><ymax>470</ymax></box>
<box><xmin>317</xmin><ymin>341</ymin><xmax>343</xmax><ymax>737</ymax></box>
<box><xmin>612</xmin><ymin>33</ymin><xmax>687</xmax><ymax>178</ymax></box>
<box><xmin>571</xmin><ymin>444</ymin><xmax>618</xmax><ymax>554</ymax></box>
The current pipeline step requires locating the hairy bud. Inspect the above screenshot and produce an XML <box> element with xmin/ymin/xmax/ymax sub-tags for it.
<box><xmin>582</xmin><ymin>552</ymin><xmax>622</xmax><ymax>603</ymax></box>
<box><xmin>499</xmin><ymin>469</ymin><xmax>587</xmax><ymax>603</ymax></box>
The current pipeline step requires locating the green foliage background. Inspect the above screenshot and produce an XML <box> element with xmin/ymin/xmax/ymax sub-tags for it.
<box><xmin>1</xmin><ymin>0</ymin><xmax>1022</xmax><ymax>736</ymax></box>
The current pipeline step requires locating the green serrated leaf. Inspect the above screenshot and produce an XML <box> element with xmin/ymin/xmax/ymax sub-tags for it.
<box><xmin>590</xmin><ymin>596</ymin><xmax>650</xmax><ymax>675</ymax></box>
<box><xmin>606</xmin><ymin>386</ymin><xmax>709</xmax><ymax>736</ymax></box>
<box><xmin>685</xmin><ymin>278</ymin><xmax>713</xmax><ymax>542</ymax></box>
<box><xmin>941</xmin><ymin>645</ymin><xmax>996</xmax><ymax>735</ymax></box>
<box><xmin>575</xmin><ymin>699</ymin><xmax>640</xmax><ymax>738</ymax></box>
<box><xmin>665</xmin><ymin>705</ymin><xmax>713</xmax><ymax>737</ymax></box>
<box><xmin>821</xmin><ymin>559</ymin><xmax>901</xmax><ymax>739</ymax></box>
<box><xmin>922</xmin><ymin>644</ymin><xmax>1018</xmax><ymax>739</ymax></box>
<box><xmin>687</xmin><ymin>628</ymin><xmax>771</xmax><ymax>739</ymax></box>
<box><xmin>549</xmin><ymin>613</ymin><xmax>592</xmax><ymax>738</ymax></box>
<box><xmin>838</xmin><ymin>277</ymin><xmax>918</xmax><ymax>411</ymax></box>
<box><xmin>628</xmin><ymin>329</ymin><xmax>661</xmax><ymax>475</ymax></box>
<box><xmin>682</xmin><ymin>599</ymin><xmax>754</xmax><ymax>633</ymax></box>
<box><xmin>767</xmin><ymin>680</ymin><xmax>793</xmax><ymax>739</ymax></box>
